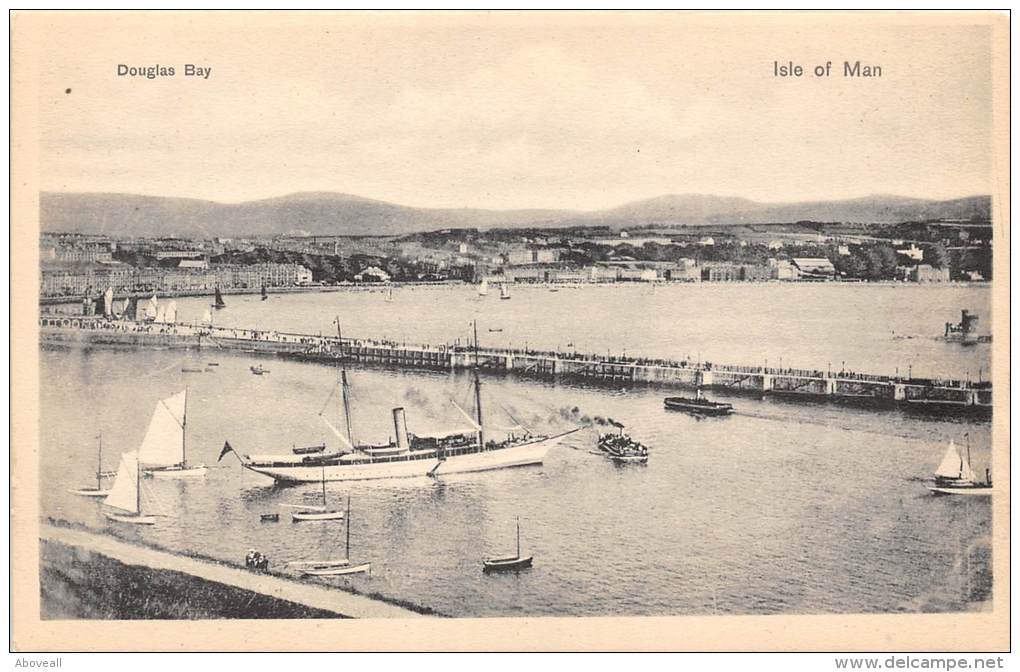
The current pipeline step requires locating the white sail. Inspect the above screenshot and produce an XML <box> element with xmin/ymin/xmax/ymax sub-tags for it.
<box><xmin>201</xmin><ymin>308</ymin><xmax>213</xmax><ymax>324</ymax></box>
<box><xmin>165</xmin><ymin>301</ymin><xmax>178</xmax><ymax>324</ymax></box>
<box><xmin>103</xmin><ymin>287</ymin><xmax>114</xmax><ymax>316</ymax></box>
<box><xmin>105</xmin><ymin>451</ymin><xmax>140</xmax><ymax>513</ymax></box>
<box><xmin>478</xmin><ymin>279</ymin><xmax>488</xmax><ymax>296</ymax></box>
<box><xmin>138</xmin><ymin>390</ymin><xmax>187</xmax><ymax>467</ymax></box>
<box><xmin>154</xmin><ymin>304</ymin><xmax>167</xmax><ymax>323</ymax></box>
<box><xmin>935</xmin><ymin>441</ymin><xmax>965</xmax><ymax>479</ymax></box>
<box><xmin>143</xmin><ymin>295</ymin><xmax>158</xmax><ymax>320</ymax></box>
<box><xmin>959</xmin><ymin>453</ymin><xmax>978</xmax><ymax>482</ymax></box>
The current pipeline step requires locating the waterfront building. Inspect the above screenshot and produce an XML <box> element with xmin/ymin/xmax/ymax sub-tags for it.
<box><xmin>791</xmin><ymin>258</ymin><xmax>836</xmax><ymax>280</ymax></box>
<box><xmin>911</xmin><ymin>264</ymin><xmax>951</xmax><ymax>283</ymax></box>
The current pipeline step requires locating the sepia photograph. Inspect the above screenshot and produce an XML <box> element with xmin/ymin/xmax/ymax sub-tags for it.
<box><xmin>9</xmin><ymin>9</ymin><xmax>1010</xmax><ymax>653</ymax></box>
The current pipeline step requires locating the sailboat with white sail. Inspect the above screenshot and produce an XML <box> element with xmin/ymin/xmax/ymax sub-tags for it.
<box><xmin>500</xmin><ymin>283</ymin><xmax>511</xmax><ymax>300</ymax></box>
<box><xmin>478</xmin><ymin>279</ymin><xmax>489</xmax><ymax>297</ymax></box>
<box><xmin>70</xmin><ymin>434</ymin><xmax>114</xmax><ymax>498</ymax></box>
<box><xmin>225</xmin><ymin>321</ymin><xmax>578</xmax><ymax>483</ymax></box>
<box><xmin>928</xmin><ymin>438</ymin><xmax>992</xmax><ymax>496</ymax></box>
<box><xmin>139</xmin><ymin>389</ymin><xmax>208</xmax><ymax>478</ymax></box>
<box><xmin>104</xmin><ymin>451</ymin><xmax>163</xmax><ymax>525</ymax></box>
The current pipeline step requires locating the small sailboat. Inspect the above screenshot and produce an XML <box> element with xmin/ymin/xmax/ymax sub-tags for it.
<box><xmin>286</xmin><ymin>467</ymin><xmax>344</xmax><ymax>521</ymax></box>
<box><xmin>261</xmin><ymin>284</ymin><xmax>268</xmax><ymax>301</ymax></box>
<box><xmin>139</xmin><ymin>389</ymin><xmax>208</xmax><ymax>478</ymax></box>
<box><xmin>212</xmin><ymin>287</ymin><xmax>226</xmax><ymax>310</ymax></box>
<box><xmin>104</xmin><ymin>451</ymin><xmax>162</xmax><ymax>525</ymax></box>
<box><xmin>298</xmin><ymin>496</ymin><xmax>371</xmax><ymax>576</ymax></box>
<box><xmin>478</xmin><ymin>279</ymin><xmax>489</xmax><ymax>297</ymax></box>
<box><xmin>483</xmin><ymin>516</ymin><xmax>532</xmax><ymax>572</ymax></box>
<box><xmin>928</xmin><ymin>438</ymin><xmax>992</xmax><ymax>496</ymax></box>
<box><xmin>500</xmin><ymin>283</ymin><xmax>511</xmax><ymax>300</ymax></box>
<box><xmin>384</xmin><ymin>287</ymin><xmax>394</xmax><ymax>302</ymax></box>
<box><xmin>70</xmin><ymin>434</ymin><xmax>113</xmax><ymax>498</ymax></box>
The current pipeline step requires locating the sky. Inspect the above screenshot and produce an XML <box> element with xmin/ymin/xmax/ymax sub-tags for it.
<box><xmin>25</xmin><ymin>11</ymin><xmax>996</xmax><ymax>210</ymax></box>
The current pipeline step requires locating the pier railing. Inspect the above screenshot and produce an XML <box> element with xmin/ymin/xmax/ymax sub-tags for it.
<box><xmin>38</xmin><ymin>316</ymin><xmax>992</xmax><ymax>414</ymax></box>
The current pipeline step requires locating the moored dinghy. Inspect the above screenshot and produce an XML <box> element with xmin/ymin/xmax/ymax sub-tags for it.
<box><xmin>298</xmin><ymin>496</ymin><xmax>371</xmax><ymax>576</ymax></box>
<box><xmin>287</xmin><ymin>466</ymin><xmax>344</xmax><ymax>521</ymax></box>
<box><xmin>70</xmin><ymin>434</ymin><xmax>113</xmax><ymax>498</ymax></box>
<box><xmin>483</xmin><ymin>516</ymin><xmax>533</xmax><ymax>572</ymax></box>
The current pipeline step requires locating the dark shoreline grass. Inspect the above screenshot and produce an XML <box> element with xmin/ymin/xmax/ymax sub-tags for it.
<box><xmin>43</xmin><ymin>517</ymin><xmax>444</xmax><ymax>618</ymax></box>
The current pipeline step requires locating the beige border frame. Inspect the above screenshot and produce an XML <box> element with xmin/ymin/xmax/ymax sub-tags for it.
<box><xmin>10</xmin><ymin>9</ymin><xmax>1010</xmax><ymax>652</ymax></box>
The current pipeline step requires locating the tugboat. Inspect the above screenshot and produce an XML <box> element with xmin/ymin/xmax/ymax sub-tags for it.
<box><xmin>664</xmin><ymin>389</ymin><xmax>734</xmax><ymax>416</ymax></box>
<box><xmin>596</xmin><ymin>427</ymin><xmax>649</xmax><ymax>463</ymax></box>
<box><xmin>942</xmin><ymin>309</ymin><xmax>991</xmax><ymax>345</ymax></box>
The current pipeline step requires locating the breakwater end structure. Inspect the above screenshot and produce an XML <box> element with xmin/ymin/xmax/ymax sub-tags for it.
<box><xmin>40</xmin><ymin>316</ymin><xmax>992</xmax><ymax>416</ymax></box>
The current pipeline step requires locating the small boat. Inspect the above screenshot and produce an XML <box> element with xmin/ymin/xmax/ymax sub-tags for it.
<box><xmin>261</xmin><ymin>285</ymin><xmax>269</xmax><ymax>301</ymax></box>
<box><xmin>288</xmin><ymin>467</ymin><xmax>344</xmax><ymax>521</ymax></box>
<box><xmin>292</xmin><ymin>444</ymin><xmax>327</xmax><ymax>455</ymax></box>
<box><xmin>181</xmin><ymin>367</ymin><xmax>204</xmax><ymax>373</ymax></box>
<box><xmin>206</xmin><ymin>362</ymin><xmax>220</xmax><ymax>367</ymax></box>
<box><xmin>104</xmin><ymin>451</ymin><xmax>163</xmax><ymax>525</ymax></box>
<box><xmin>384</xmin><ymin>287</ymin><xmax>394</xmax><ymax>303</ymax></box>
<box><xmin>488</xmin><ymin>328</ymin><xmax>503</xmax><ymax>333</ymax></box>
<box><xmin>500</xmin><ymin>284</ymin><xmax>511</xmax><ymax>300</ymax></box>
<box><xmin>299</xmin><ymin>496</ymin><xmax>370</xmax><ymax>576</ymax></box>
<box><xmin>213</xmin><ymin>287</ymin><xmax>227</xmax><ymax>309</ymax></box>
<box><xmin>478</xmin><ymin>279</ymin><xmax>489</xmax><ymax>297</ymax></box>
<box><xmin>139</xmin><ymin>389</ymin><xmax>208</xmax><ymax>478</ymax></box>
<box><xmin>664</xmin><ymin>389</ymin><xmax>734</xmax><ymax>416</ymax></box>
<box><xmin>484</xmin><ymin>516</ymin><xmax>533</xmax><ymax>572</ymax></box>
<box><xmin>250</xmin><ymin>365</ymin><xmax>269</xmax><ymax>375</ymax></box>
<box><xmin>928</xmin><ymin>438</ymin><xmax>992</xmax><ymax>496</ymax></box>
<box><xmin>596</xmin><ymin>428</ymin><xmax>649</xmax><ymax>463</ymax></box>
<box><xmin>260</xmin><ymin>513</ymin><xmax>280</xmax><ymax>522</ymax></box>
<box><xmin>70</xmin><ymin>434</ymin><xmax>112</xmax><ymax>498</ymax></box>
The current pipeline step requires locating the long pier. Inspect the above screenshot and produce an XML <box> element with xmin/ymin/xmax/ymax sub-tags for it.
<box><xmin>39</xmin><ymin>316</ymin><xmax>992</xmax><ymax>416</ymax></box>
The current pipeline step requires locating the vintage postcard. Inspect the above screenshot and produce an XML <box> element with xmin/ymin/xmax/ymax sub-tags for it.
<box><xmin>10</xmin><ymin>10</ymin><xmax>1009</xmax><ymax>652</ymax></box>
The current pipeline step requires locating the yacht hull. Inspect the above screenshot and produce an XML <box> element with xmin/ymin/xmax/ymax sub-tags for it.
<box><xmin>245</xmin><ymin>431</ymin><xmax>573</xmax><ymax>483</ymax></box>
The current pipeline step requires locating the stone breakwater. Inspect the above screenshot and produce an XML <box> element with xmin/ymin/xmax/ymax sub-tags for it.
<box><xmin>39</xmin><ymin>316</ymin><xmax>992</xmax><ymax>417</ymax></box>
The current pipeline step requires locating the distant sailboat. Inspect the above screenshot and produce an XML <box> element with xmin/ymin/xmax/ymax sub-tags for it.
<box><xmin>104</xmin><ymin>451</ymin><xmax>162</xmax><ymax>525</ymax></box>
<box><xmin>384</xmin><ymin>287</ymin><xmax>394</xmax><ymax>302</ymax></box>
<box><xmin>70</xmin><ymin>434</ymin><xmax>113</xmax><ymax>498</ymax></box>
<box><xmin>143</xmin><ymin>294</ymin><xmax>159</xmax><ymax>321</ymax></box>
<box><xmin>478</xmin><ymin>279</ymin><xmax>489</xmax><ymax>297</ymax></box>
<box><xmin>102</xmin><ymin>287</ymin><xmax>115</xmax><ymax>318</ymax></box>
<box><xmin>138</xmin><ymin>389</ymin><xmax>208</xmax><ymax>478</ymax></box>
<box><xmin>164</xmin><ymin>300</ymin><xmax>178</xmax><ymax>324</ymax></box>
<box><xmin>297</xmin><ymin>496</ymin><xmax>371</xmax><ymax>576</ymax></box>
<box><xmin>201</xmin><ymin>308</ymin><xmax>213</xmax><ymax>325</ymax></box>
<box><xmin>213</xmin><ymin>287</ymin><xmax>226</xmax><ymax>309</ymax></box>
<box><xmin>500</xmin><ymin>284</ymin><xmax>511</xmax><ymax>300</ymax></box>
<box><xmin>928</xmin><ymin>438</ymin><xmax>992</xmax><ymax>496</ymax></box>
<box><xmin>261</xmin><ymin>285</ymin><xmax>269</xmax><ymax>301</ymax></box>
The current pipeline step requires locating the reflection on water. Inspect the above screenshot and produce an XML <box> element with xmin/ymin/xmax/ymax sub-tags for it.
<box><xmin>39</xmin><ymin>284</ymin><xmax>993</xmax><ymax>616</ymax></box>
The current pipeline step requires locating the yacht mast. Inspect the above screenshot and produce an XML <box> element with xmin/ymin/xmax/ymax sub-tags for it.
<box><xmin>335</xmin><ymin>317</ymin><xmax>355</xmax><ymax>447</ymax></box>
<box><xmin>473</xmin><ymin>321</ymin><xmax>484</xmax><ymax>450</ymax></box>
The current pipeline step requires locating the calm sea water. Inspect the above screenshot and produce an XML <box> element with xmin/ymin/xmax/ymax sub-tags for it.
<box><xmin>40</xmin><ymin>283</ymin><xmax>993</xmax><ymax>616</ymax></box>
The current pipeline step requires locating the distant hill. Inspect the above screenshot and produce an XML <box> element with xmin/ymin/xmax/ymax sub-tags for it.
<box><xmin>39</xmin><ymin>191</ymin><xmax>991</xmax><ymax>237</ymax></box>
